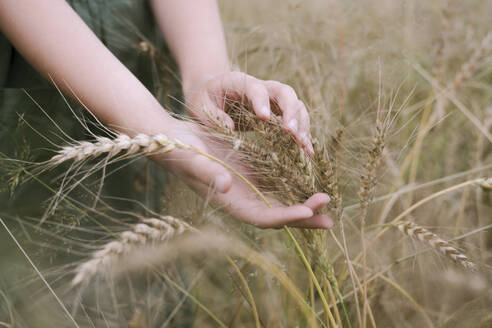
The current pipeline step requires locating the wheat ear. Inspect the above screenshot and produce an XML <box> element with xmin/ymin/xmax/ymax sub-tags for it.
<box><xmin>395</xmin><ymin>221</ymin><xmax>476</xmax><ymax>270</ymax></box>
<box><xmin>48</xmin><ymin>132</ymin><xmax>270</xmax><ymax>205</ymax></box>
<box><xmin>49</xmin><ymin>134</ymin><xmax>189</xmax><ymax>165</ymax></box>
<box><xmin>72</xmin><ymin>216</ymin><xmax>194</xmax><ymax>286</ymax></box>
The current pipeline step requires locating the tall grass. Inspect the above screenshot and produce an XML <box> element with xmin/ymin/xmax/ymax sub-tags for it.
<box><xmin>1</xmin><ymin>0</ymin><xmax>491</xmax><ymax>327</ymax></box>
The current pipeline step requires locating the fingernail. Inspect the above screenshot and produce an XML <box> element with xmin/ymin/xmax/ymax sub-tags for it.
<box><xmin>307</xmin><ymin>142</ymin><xmax>314</xmax><ymax>156</ymax></box>
<box><xmin>287</xmin><ymin>119</ymin><xmax>298</xmax><ymax>132</ymax></box>
<box><xmin>317</xmin><ymin>193</ymin><xmax>331</xmax><ymax>204</ymax></box>
<box><xmin>258</xmin><ymin>105</ymin><xmax>270</xmax><ymax>119</ymax></box>
<box><xmin>300</xmin><ymin>132</ymin><xmax>314</xmax><ymax>156</ymax></box>
<box><xmin>214</xmin><ymin>174</ymin><xmax>230</xmax><ymax>193</ymax></box>
<box><xmin>300</xmin><ymin>132</ymin><xmax>309</xmax><ymax>144</ymax></box>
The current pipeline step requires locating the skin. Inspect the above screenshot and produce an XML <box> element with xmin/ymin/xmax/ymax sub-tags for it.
<box><xmin>0</xmin><ymin>0</ymin><xmax>333</xmax><ymax>229</ymax></box>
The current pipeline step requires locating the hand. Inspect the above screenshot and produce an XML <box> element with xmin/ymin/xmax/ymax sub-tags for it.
<box><xmin>154</xmin><ymin>119</ymin><xmax>333</xmax><ymax>229</ymax></box>
<box><xmin>184</xmin><ymin>71</ymin><xmax>315</xmax><ymax>156</ymax></box>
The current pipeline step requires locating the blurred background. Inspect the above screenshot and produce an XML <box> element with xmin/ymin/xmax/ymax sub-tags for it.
<box><xmin>1</xmin><ymin>0</ymin><xmax>491</xmax><ymax>327</ymax></box>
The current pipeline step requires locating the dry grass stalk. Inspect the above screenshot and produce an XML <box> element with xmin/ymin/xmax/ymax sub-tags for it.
<box><xmin>137</xmin><ymin>41</ymin><xmax>178</xmax><ymax>108</ymax></box>
<box><xmin>395</xmin><ymin>221</ymin><xmax>476</xmax><ymax>270</ymax></box>
<box><xmin>475</xmin><ymin>177</ymin><xmax>492</xmax><ymax>190</ymax></box>
<box><xmin>72</xmin><ymin>215</ymin><xmax>193</xmax><ymax>286</ymax></box>
<box><xmin>450</xmin><ymin>32</ymin><xmax>491</xmax><ymax>91</ymax></box>
<box><xmin>433</xmin><ymin>32</ymin><xmax>492</xmax><ymax>119</ymax></box>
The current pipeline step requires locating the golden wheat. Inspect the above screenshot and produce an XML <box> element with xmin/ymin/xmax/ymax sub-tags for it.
<box><xmin>49</xmin><ymin>133</ymin><xmax>188</xmax><ymax>165</ymax></box>
<box><xmin>72</xmin><ymin>215</ymin><xmax>193</xmax><ymax>286</ymax></box>
<box><xmin>395</xmin><ymin>221</ymin><xmax>476</xmax><ymax>270</ymax></box>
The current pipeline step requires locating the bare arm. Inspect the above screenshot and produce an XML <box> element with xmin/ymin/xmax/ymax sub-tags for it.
<box><xmin>0</xmin><ymin>0</ymin><xmax>172</xmax><ymax>135</ymax></box>
<box><xmin>0</xmin><ymin>0</ymin><xmax>332</xmax><ymax>228</ymax></box>
<box><xmin>150</xmin><ymin>0</ymin><xmax>229</xmax><ymax>95</ymax></box>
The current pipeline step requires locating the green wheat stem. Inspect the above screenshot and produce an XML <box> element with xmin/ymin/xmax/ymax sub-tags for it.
<box><xmin>155</xmin><ymin>270</ymin><xmax>228</xmax><ymax>328</ymax></box>
<box><xmin>284</xmin><ymin>226</ymin><xmax>337</xmax><ymax>328</ymax></box>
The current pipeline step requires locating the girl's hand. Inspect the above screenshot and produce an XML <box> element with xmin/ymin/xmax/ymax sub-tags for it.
<box><xmin>184</xmin><ymin>71</ymin><xmax>315</xmax><ymax>156</ymax></box>
<box><xmin>154</xmin><ymin>120</ymin><xmax>333</xmax><ymax>229</ymax></box>
<box><xmin>0</xmin><ymin>0</ymin><xmax>331</xmax><ymax>229</ymax></box>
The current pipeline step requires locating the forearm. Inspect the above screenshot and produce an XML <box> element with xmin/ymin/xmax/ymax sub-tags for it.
<box><xmin>0</xmin><ymin>0</ymin><xmax>173</xmax><ymax>135</ymax></box>
<box><xmin>150</xmin><ymin>0</ymin><xmax>230</xmax><ymax>97</ymax></box>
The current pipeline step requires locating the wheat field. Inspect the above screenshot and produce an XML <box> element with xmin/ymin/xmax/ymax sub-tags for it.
<box><xmin>1</xmin><ymin>0</ymin><xmax>491</xmax><ymax>327</ymax></box>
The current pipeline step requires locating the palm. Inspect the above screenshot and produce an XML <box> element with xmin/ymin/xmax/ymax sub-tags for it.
<box><xmin>155</xmin><ymin>121</ymin><xmax>332</xmax><ymax>229</ymax></box>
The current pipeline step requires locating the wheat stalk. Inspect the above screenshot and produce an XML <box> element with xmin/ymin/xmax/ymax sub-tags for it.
<box><xmin>475</xmin><ymin>177</ymin><xmax>492</xmax><ymax>190</ymax></box>
<box><xmin>207</xmin><ymin>99</ymin><xmax>339</xmax><ymax>325</ymax></box>
<box><xmin>357</xmin><ymin>118</ymin><xmax>387</xmax><ymax>328</ymax></box>
<box><xmin>47</xmin><ymin>131</ymin><xmax>270</xmax><ymax>206</ymax></box>
<box><xmin>395</xmin><ymin>221</ymin><xmax>476</xmax><ymax>270</ymax></box>
<box><xmin>358</xmin><ymin>123</ymin><xmax>386</xmax><ymax>209</ymax></box>
<box><xmin>209</xmin><ymin>99</ymin><xmax>319</xmax><ymax>204</ymax></box>
<box><xmin>49</xmin><ymin>133</ymin><xmax>189</xmax><ymax>165</ymax></box>
<box><xmin>72</xmin><ymin>215</ymin><xmax>194</xmax><ymax>286</ymax></box>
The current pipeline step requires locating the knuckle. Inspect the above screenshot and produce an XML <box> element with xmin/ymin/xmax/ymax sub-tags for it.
<box><xmin>280</xmin><ymin>84</ymin><xmax>297</xmax><ymax>98</ymax></box>
<box><xmin>265</xmin><ymin>80</ymin><xmax>281</xmax><ymax>86</ymax></box>
<box><xmin>229</xmin><ymin>71</ymin><xmax>243</xmax><ymax>78</ymax></box>
<box><xmin>249</xmin><ymin>83</ymin><xmax>268</xmax><ymax>97</ymax></box>
<box><xmin>227</xmin><ymin>71</ymin><xmax>246</xmax><ymax>85</ymax></box>
<box><xmin>265</xmin><ymin>80</ymin><xmax>284</xmax><ymax>92</ymax></box>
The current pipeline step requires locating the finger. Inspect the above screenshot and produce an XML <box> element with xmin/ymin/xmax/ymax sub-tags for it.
<box><xmin>252</xmin><ymin>204</ymin><xmax>314</xmax><ymax>229</ymax></box>
<box><xmin>287</xmin><ymin>214</ymin><xmax>334</xmax><ymax>229</ymax></box>
<box><xmin>214</xmin><ymin>72</ymin><xmax>271</xmax><ymax>120</ymax></box>
<box><xmin>245</xmin><ymin>81</ymin><xmax>270</xmax><ymax>120</ymax></box>
<box><xmin>297</xmin><ymin>101</ymin><xmax>315</xmax><ymax>156</ymax></box>
<box><xmin>188</xmin><ymin>94</ymin><xmax>235</xmax><ymax>131</ymax></box>
<box><xmin>284</xmin><ymin>193</ymin><xmax>333</xmax><ymax>228</ymax></box>
<box><xmin>233</xmin><ymin>193</ymin><xmax>331</xmax><ymax>229</ymax></box>
<box><xmin>303</xmin><ymin>193</ymin><xmax>331</xmax><ymax>212</ymax></box>
<box><xmin>264</xmin><ymin>81</ymin><xmax>301</xmax><ymax>135</ymax></box>
<box><xmin>183</xmin><ymin>154</ymin><xmax>233</xmax><ymax>193</ymax></box>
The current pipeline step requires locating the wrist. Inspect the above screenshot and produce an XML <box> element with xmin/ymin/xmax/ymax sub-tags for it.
<box><xmin>109</xmin><ymin>102</ymin><xmax>177</xmax><ymax>137</ymax></box>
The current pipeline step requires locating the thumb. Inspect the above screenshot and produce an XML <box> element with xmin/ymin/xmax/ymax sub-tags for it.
<box><xmin>184</xmin><ymin>153</ymin><xmax>233</xmax><ymax>193</ymax></box>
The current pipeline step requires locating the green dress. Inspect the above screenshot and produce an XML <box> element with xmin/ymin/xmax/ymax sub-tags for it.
<box><xmin>0</xmin><ymin>0</ymin><xmax>181</xmax><ymax>216</ymax></box>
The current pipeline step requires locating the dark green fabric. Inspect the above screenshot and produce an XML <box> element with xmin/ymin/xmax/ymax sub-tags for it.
<box><xmin>0</xmin><ymin>0</ymin><xmax>179</xmax><ymax>216</ymax></box>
